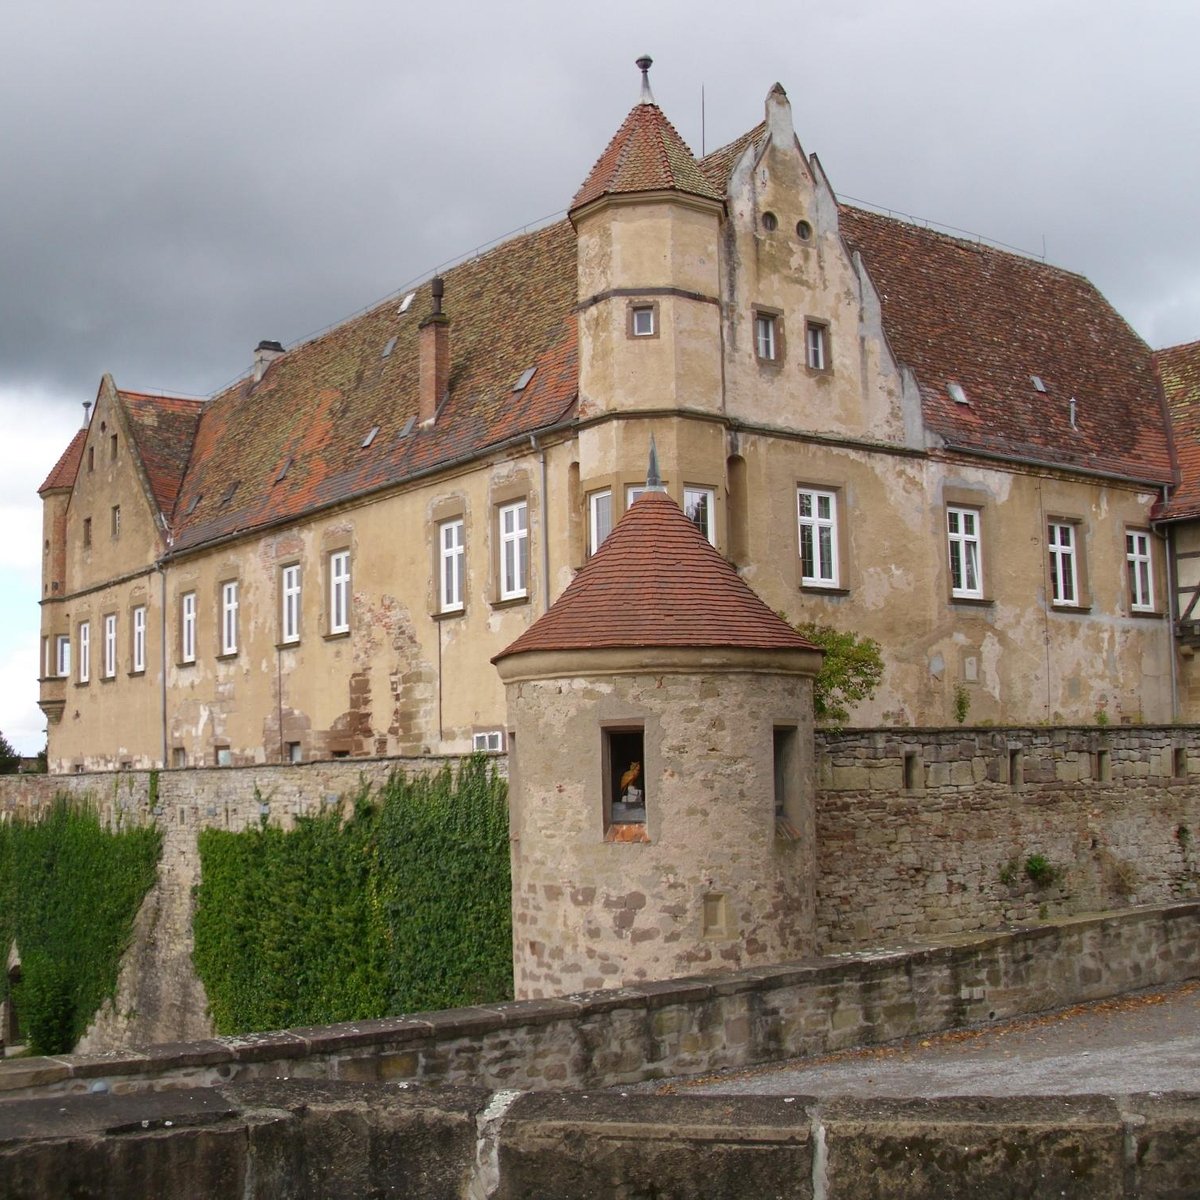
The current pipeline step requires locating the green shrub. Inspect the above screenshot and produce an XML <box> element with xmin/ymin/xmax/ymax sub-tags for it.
<box><xmin>789</xmin><ymin>621</ymin><xmax>884</xmax><ymax>729</ymax></box>
<box><xmin>192</xmin><ymin>757</ymin><xmax>511</xmax><ymax>1035</ymax></box>
<box><xmin>0</xmin><ymin>800</ymin><xmax>161</xmax><ymax>1054</ymax></box>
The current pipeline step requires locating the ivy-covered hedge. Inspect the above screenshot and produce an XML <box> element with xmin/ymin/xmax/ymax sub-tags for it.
<box><xmin>0</xmin><ymin>800</ymin><xmax>162</xmax><ymax>1055</ymax></box>
<box><xmin>192</xmin><ymin>757</ymin><xmax>511</xmax><ymax>1035</ymax></box>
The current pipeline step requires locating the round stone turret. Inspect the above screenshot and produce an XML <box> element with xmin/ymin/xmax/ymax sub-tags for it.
<box><xmin>494</xmin><ymin>490</ymin><xmax>822</xmax><ymax>999</ymax></box>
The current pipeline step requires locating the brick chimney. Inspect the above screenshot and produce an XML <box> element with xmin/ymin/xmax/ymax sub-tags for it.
<box><xmin>418</xmin><ymin>278</ymin><xmax>450</xmax><ymax>427</ymax></box>
<box><xmin>252</xmin><ymin>340</ymin><xmax>285</xmax><ymax>384</ymax></box>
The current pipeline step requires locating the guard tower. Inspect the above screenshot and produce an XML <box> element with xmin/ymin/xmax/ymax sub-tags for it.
<box><xmin>494</xmin><ymin>468</ymin><xmax>822</xmax><ymax>999</ymax></box>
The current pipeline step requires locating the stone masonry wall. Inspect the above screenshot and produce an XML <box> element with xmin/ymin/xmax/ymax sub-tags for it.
<box><xmin>815</xmin><ymin>726</ymin><xmax>1200</xmax><ymax>949</ymax></box>
<box><xmin>1</xmin><ymin>903</ymin><xmax>1195</xmax><ymax>1104</ymax></box>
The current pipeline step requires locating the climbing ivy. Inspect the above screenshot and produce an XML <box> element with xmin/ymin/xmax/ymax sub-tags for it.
<box><xmin>0</xmin><ymin>800</ymin><xmax>161</xmax><ymax>1055</ymax></box>
<box><xmin>192</xmin><ymin>758</ymin><xmax>511</xmax><ymax>1035</ymax></box>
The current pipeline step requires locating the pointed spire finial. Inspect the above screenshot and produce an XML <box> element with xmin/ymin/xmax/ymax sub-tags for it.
<box><xmin>645</xmin><ymin>434</ymin><xmax>666</xmax><ymax>492</ymax></box>
<box><xmin>636</xmin><ymin>54</ymin><xmax>654</xmax><ymax>105</ymax></box>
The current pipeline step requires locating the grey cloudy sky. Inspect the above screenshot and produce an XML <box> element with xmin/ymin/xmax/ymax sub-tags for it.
<box><xmin>1</xmin><ymin>0</ymin><xmax>1197</xmax><ymax>750</ymax></box>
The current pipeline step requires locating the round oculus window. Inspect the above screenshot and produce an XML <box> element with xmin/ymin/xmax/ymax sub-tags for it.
<box><xmin>761</xmin><ymin>211</ymin><xmax>778</xmax><ymax>231</ymax></box>
<box><xmin>797</xmin><ymin>219</ymin><xmax>813</xmax><ymax>241</ymax></box>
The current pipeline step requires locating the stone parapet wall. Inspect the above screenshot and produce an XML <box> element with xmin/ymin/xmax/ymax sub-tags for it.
<box><xmin>1</xmin><ymin>903</ymin><xmax>1195</xmax><ymax>1103</ymax></box>
<box><xmin>815</xmin><ymin>726</ymin><xmax>1200</xmax><ymax>949</ymax></box>
<box><xmin>4</xmin><ymin>1082</ymin><xmax>1196</xmax><ymax>1199</ymax></box>
<box><xmin>0</xmin><ymin>753</ymin><xmax>494</xmax><ymax>832</ymax></box>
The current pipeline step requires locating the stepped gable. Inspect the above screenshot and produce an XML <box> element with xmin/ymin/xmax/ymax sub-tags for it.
<box><xmin>1155</xmin><ymin>339</ymin><xmax>1200</xmax><ymax>520</ymax></box>
<box><xmin>38</xmin><ymin>429</ymin><xmax>87</xmax><ymax>494</ymax></box>
<box><xmin>838</xmin><ymin>206</ymin><xmax>1173</xmax><ymax>484</ymax></box>
<box><xmin>118</xmin><ymin>391</ymin><xmax>205</xmax><ymax>519</ymax></box>
<box><xmin>495</xmin><ymin>490</ymin><xmax>818</xmax><ymax>661</ymax></box>
<box><xmin>170</xmin><ymin>219</ymin><xmax>578</xmax><ymax>553</ymax></box>
<box><xmin>572</xmin><ymin>102</ymin><xmax>722</xmax><ymax>213</ymax></box>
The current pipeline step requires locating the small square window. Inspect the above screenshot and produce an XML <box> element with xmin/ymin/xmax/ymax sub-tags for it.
<box><xmin>172</xmin><ymin>747</ymin><xmax>187</xmax><ymax>768</ymax></box>
<box><xmin>215</xmin><ymin>746</ymin><xmax>232</xmax><ymax>767</ymax></box>
<box><xmin>287</xmin><ymin>741</ymin><xmax>303</xmax><ymax>764</ymax></box>
<box><xmin>805</xmin><ymin>321</ymin><xmax>829</xmax><ymax>371</ymax></box>
<box><xmin>588</xmin><ymin>489</ymin><xmax>613</xmax><ymax>555</ymax></box>
<box><xmin>632</xmin><ymin>306</ymin><xmax>655</xmax><ymax>336</ymax></box>
<box><xmin>473</xmin><ymin>730</ymin><xmax>504</xmax><ymax>753</ymax></box>
<box><xmin>684</xmin><ymin>486</ymin><xmax>716</xmax><ymax>546</ymax></box>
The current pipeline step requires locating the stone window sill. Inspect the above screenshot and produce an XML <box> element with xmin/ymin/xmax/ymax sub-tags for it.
<box><xmin>605</xmin><ymin>822</ymin><xmax>650</xmax><ymax>844</ymax></box>
<box><xmin>491</xmin><ymin>595</ymin><xmax>530</xmax><ymax>611</ymax></box>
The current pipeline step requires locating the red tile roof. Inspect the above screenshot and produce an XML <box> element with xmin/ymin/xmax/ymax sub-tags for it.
<box><xmin>699</xmin><ymin>121</ymin><xmax>765</xmax><ymax>193</ymax></box>
<box><xmin>836</xmin><ymin>207</ymin><xmax>1174</xmax><ymax>484</ymax></box>
<box><xmin>572</xmin><ymin>103</ymin><xmax>722</xmax><ymax>213</ymax></box>
<box><xmin>495</xmin><ymin>491</ymin><xmax>819</xmax><ymax>660</ymax></box>
<box><xmin>1155</xmin><ymin>340</ymin><xmax>1200</xmax><ymax>520</ymax></box>
<box><xmin>169</xmin><ymin>220</ymin><xmax>578</xmax><ymax>553</ymax></box>
<box><xmin>118</xmin><ymin>391</ymin><xmax>205</xmax><ymax>519</ymax></box>
<box><xmin>39</xmin><ymin>429</ymin><xmax>87</xmax><ymax>494</ymax></box>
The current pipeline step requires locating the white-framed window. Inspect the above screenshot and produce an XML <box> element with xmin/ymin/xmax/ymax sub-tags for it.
<box><xmin>181</xmin><ymin>591</ymin><xmax>196</xmax><ymax>664</ymax></box>
<box><xmin>329</xmin><ymin>550</ymin><xmax>351</xmax><ymax>633</ymax></box>
<box><xmin>103</xmin><ymin>613</ymin><xmax>117</xmax><ymax>679</ymax></box>
<box><xmin>78</xmin><ymin>621</ymin><xmax>90</xmax><ymax>683</ymax></box>
<box><xmin>805</xmin><ymin>321</ymin><xmax>828</xmax><ymax>370</ymax></box>
<box><xmin>684</xmin><ymin>486</ymin><xmax>716</xmax><ymax>546</ymax></box>
<box><xmin>755</xmin><ymin>312</ymin><xmax>779</xmax><ymax>361</ymax></box>
<box><xmin>947</xmin><ymin>506</ymin><xmax>983</xmax><ymax>599</ymax></box>
<box><xmin>221</xmin><ymin>581</ymin><xmax>239</xmax><ymax>655</ymax></box>
<box><xmin>1048</xmin><ymin>522</ymin><xmax>1079</xmax><ymax>606</ymax></box>
<box><xmin>281</xmin><ymin>564</ymin><xmax>301</xmax><ymax>644</ymax></box>
<box><xmin>55</xmin><ymin>634</ymin><xmax>71</xmax><ymax>678</ymax></box>
<box><xmin>473</xmin><ymin>729</ymin><xmax>504</xmax><ymax>753</ymax></box>
<box><xmin>498</xmin><ymin>501</ymin><xmax>528</xmax><ymax>601</ymax></box>
<box><xmin>132</xmin><ymin>605</ymin><xmax>146</xmax><ymax>672</ymax></box>
<box><xmin>589</xmin><ymin>489</ymin><xmax>613</xmax><ymax>555</ymax></box>
<box><xmin>1126</xmin><ymin>530</ymin><xmax>1154</xmax><ymax>611</ymax></box>
<box><xmin>631</xmin><ymin>305</ymin><xmax>655</xmax><ymax>337</ymax></box>
<box><xmin>798</xmin><ymin>488</ymin><xmax>839</xmax><ymax>587</ymax></box>
<box><xmin>439</xmin><ymin>519</ymin><xmax>465</xmax><ymax>613</ymax></box>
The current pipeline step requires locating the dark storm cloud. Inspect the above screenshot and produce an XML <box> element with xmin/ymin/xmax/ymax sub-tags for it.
<box><xmin>3</xmin><ymin>0</ymin><xmax>1200</xmax><ymax>408</ymax></box>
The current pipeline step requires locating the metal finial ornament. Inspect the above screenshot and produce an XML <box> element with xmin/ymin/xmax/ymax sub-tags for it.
<box><xmin>636</xmin><ymin>54</ymin><xmax>654</xmax><ymax>105</ymax></box>
<box><xmin>82</xmin><ymin>401</ymin><xmax>93</xmax><ymax>429</ymax></box>
<box><xmin>646</xmin><ymin>434</ymin><xmax>665</xmax><ymax>491</ymax></box>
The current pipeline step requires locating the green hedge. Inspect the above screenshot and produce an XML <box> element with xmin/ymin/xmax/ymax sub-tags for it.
<box><xmin>0</xmin><ymin>800</ymin><xmax>162</xmax><ymax>1055</ymax></box>
<box><xmin>192</xmin><ymin>757</ymin><xmax>511</xmax><ymax>1035</ymax></box>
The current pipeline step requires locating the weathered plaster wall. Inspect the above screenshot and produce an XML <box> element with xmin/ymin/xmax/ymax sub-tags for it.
<box><xmin>816</xmin><ymin>726</ymin><xmax>1200</xmax><ymax>949</ymax></box>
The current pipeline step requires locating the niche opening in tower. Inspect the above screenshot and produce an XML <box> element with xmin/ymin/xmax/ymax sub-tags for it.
<box><xmin>605</xmin><ymin>726</ymin><xmax>647</xmax><ymax>833</ymax></box>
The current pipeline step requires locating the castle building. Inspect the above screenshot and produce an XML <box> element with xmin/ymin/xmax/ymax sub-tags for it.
<box><xmin>38</xmin><ymin>61</ymin><xmax>1185</xmax><ymax>773</ymax></box>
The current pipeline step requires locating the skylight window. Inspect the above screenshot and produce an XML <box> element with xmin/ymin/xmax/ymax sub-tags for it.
<box><xmin>947</xmin><ymin>382</ymin><xmax>968</xmax><ymax>405</ymax></box>
<box><xmin>1031</xmin><ymin>375</ymin><xmax>1047</xmax><ymax>393</ymax></box>
<box><xmin>220</xmin><ymin>481</ymin><xmax>240</xmax><ymax>507</ymax></box>
<box><xmin>398</xmin><ymin>415</ymin><xmax>416</xmax><ymax>438</ymax></box>
<box><xmin>185</xmin><ymin>493</ymin><xmax>203</xmax><ymax>516</ymax></box>
<box><xmin>362</xmin><ymin>425</ymin><xmax>380</xmax><ymax>448</ymax></box>
<box><xmin>275</xmin><ymin>457</ymin><xmax>292</xmax><ymax>483</ymax></box>
<box><xmin>398</xmin><ymin>292</ymin><xmax>416</xmax><ymax>314</ymax></box>
<box><xmin>381</xmin><ymin>337</ymin><xmax>397</xmax><ymax>359</ymax></box>
<box><xmin>513</xmin><ymin>367</ymin><xmax>537</xmax><ymax>393</ymax></box>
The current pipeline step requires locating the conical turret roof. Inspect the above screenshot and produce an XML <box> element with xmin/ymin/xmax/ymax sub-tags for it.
<box><xmin>571</xmin><ymin>101</ymin><xmax>723</xmax><ymax>213</ymax></box>
<box><xmin>495</xmin><ymin>491</ymin><xmax>818</xmax><ymax>660</ymax></box>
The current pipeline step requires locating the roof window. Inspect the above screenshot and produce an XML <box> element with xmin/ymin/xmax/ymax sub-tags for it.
<box><xmin>1031</xmin><ymin>375</ymin><xmax>1047</xmax><ymax>393</ymax></box>
<box><xmin>381</xmin><ymin>337</ymin><xmax>397</xmax><ymax>359</ymax></box>
<box><xmin>220</xmin><ymin>481</ymin><xmax>240</xmax><ymax>507</ymax></box>
<box><xmin>185</xmin><ymin>493</ymin><xmax>202</xmax><ymax>516</ymax></box>
<box><xmin>513</xmin><ymin>367</ymin><xmax>537</xmax><ymax>393</ymax></box>
<box><xmin>398</xmin><ymin>292</ymin><xmax>416</xmax><ymax>314</ymax></box>
<box><xmin>947</xmin><ymin>382</ymin><xmax>969</xmax><ymax>405</ymax></box>
<box><xmin>362</xmin><ymin>425</ymin><xmax>380</xmax><ymax>448</ymax></box>
<box><xmin>275</xmin><ymin>457</ymin><xmax>292</xmax><ymax>483</ymax></box>
<box><xmin>398</xmin><ymin>415</ymin><xmax>416</xmax><ymax>439</ymax></box>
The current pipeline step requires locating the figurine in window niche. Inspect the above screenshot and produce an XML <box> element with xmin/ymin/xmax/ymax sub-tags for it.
<box><xmin>620</xmin><ymin>761</ymin><xmax>641</xmax><ymax>799</ymax></box>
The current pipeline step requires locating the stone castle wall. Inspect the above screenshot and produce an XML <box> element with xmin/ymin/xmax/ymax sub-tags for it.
<box><xmin>815</xmin><ymin>726</ymin><xmax>1200</xmax><ymax>950</ymax></box>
